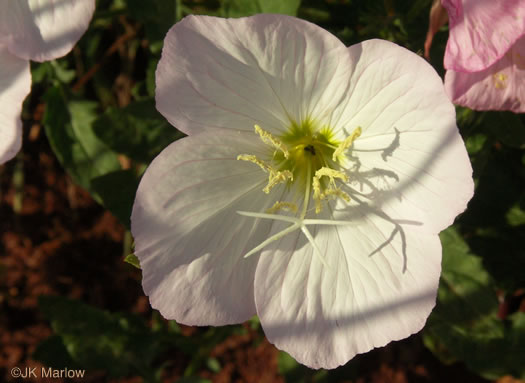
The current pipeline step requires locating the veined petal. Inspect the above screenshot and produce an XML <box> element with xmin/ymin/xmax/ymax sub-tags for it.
<box><xmin>331</xmin><ymin>39</ymin><xmax>472</xmax><ymax>233</ymax></box>
<box><xmin>0</xmin><ymin>44</ymin><xmax>31</xmax><ymax>164</ymax></box>
<box><xmin>255</xmin><ymin>207</ymin><xmax>441</xmax><ymax>369</ymax></box>
<box><xmin>442</xmin><ymin>0</ymin><xmax>525</xmax><ymax>72</ymax></box>
<box><xmin>131</xmin><ymin>131</ymin><xmax>286</xmax><ymax>325</ymax></box>
<box><xmin>444</xmin><ymin>36</ymin><xmax>525</xmax><ymax>113</ymax></box>
<box><xmin>156</xmin><ymin>14</ymin><xmax>352</xmax><ymax>136</ymax></box>
<box><xmin>0</xmin><ymin>0</ymin><xmax>95</xmax><ymax>62</ymax></box>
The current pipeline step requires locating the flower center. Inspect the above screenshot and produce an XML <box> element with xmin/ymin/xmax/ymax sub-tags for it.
<box><xmin>238</xmin><ymin>119</ymin><xmax>361</xmax><ymax>217</ymax></box>
<box><xmin>235</xmin><ymin>120</ymin><xmax>363</xmax><ymax>264</ymax></box>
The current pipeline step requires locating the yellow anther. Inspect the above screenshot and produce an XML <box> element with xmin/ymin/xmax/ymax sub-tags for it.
<box><xmin>254</xmin><ymin>124</ymin><xmax>289</xmax><ymax>158</ymax></box>
<box><xmin>237</xmin><ymin>154</ymin><xmax>292</xmax><ymax>194</ymax></box>
<box><xmin>263</xmin><ymin>170</ymin><xmax>293</xmax><ymax>194</ymax></box>
<box><xmin>266</xmin><ymin>201</ymin><xmax>298</xmax><ymax>214</ymax></box>
<box><xmin>312</xmin><ymin>176</ymin><xmax>323</xmax><ymax>214</ymax></box>
<box><xmin>237</xmin><ymin>154</ymin><xmax>273</xmax><ymax>173</ymax></box>
<box><xmin>312</xmin><ymin>167</ymin><xmax>350</xmax><ymax>213</ymax></box>
<box><xmin>314</xmin><ymin>167</ymin><xmax>348</xmax><ymax>184</ymax></box>
<box><xmin>332</xmin><ymin>126</ymin><xmax>362</xmax><ymax>161</ymax></box>
<box><xmin>492</xmin><ymin>73</ymin><xmax>508</xmax><ymax>89</ymax></box>
<box><xmin>323</xmin><ymin>188</ymin><xmax>351</xmax><ymax>202</ymax></box>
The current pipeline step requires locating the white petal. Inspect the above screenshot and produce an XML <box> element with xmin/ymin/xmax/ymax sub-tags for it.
<box><xmin>255</xmin><ymin>207</ymin><xmax>441</xmax><ymax>369</ymax></box>
<box><xmin>0</xmin><ymin>0</ymin><xmax>95</xmax><ymax>62</ymax></box>
<box><xmin>156</xmin><ymin>14</ymin><xmax>352</xmax><ymax>136</ymax></box>
<box><xmin>131</xmin><ymin>131</ymin><xmax>286</xmax><ymax>325</ymax></box>
<box><xmin>332</xmin><ymin>39</ymin><xmax>473</xmax><ymax>233</ymax></box>
<box><xmin>0</xmin><ymin>44</ymin><xmax>30</xmax><ymax>164</ymax></box>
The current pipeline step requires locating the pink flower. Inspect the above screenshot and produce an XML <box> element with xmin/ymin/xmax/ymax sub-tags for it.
<box><xmin>132</xmin><ymin>14</ymin><xmax>473</xmax><ymax>369</ymax></box>
<box><xmin>0</xmin><ymin>0</ymin><xmax>95</xmax><ymax>164</ymax></box>
<box><xmin>425</xmin><ymin>0</ymin><xmax>525</xmax><ymax>113</ymax></box>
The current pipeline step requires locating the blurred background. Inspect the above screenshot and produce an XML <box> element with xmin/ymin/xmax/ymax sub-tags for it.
<box><xmin>1</xmin><ymin>0</ymin><xmax>524</xmax><ymax>382</ymax></box>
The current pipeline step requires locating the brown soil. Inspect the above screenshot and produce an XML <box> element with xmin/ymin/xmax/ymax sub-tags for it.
<box><xmin>0</xmin><ymin>123</ymin><xmax>520</xmax><ymax>383</ymax></box>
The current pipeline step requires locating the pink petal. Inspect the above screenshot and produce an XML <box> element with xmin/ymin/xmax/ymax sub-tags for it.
<box><xmin>255</xmin><ymin>208</ymin><xmax>441</xmax><ymax>369</ymax></box>
<box><xmin>156</xmin><ymin>14</ymin><xmax>352</xmax><ymax>136</ymax></box>
<box><xmin>445</xmin><ymin>35</ymin><xmax>525</xmax><ymax>113</ymax></box>
<box><xmin>443</xmin><ymin>0</ymin><xmax>525</xmax><ymax>72</ymax></box>
<box><xmin>0</xmin><ymin>44</ymin><xmax>31</xmax><ymax>164</ymax></box>
<box><xmin>131</xmin><ymin>131</ymin><xmax>282</xmax><ymax>325</ymax></box>
<box><xmin>0</xmin><ymin>0</ymin><xmax>95</xmax><ymax>62</ymax></box>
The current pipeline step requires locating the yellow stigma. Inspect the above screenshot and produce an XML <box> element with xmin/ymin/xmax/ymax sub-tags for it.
<box><xmin>238</xmin><ymin>122</ymin><xmax>361</xmax><ymax>215</ymax></box>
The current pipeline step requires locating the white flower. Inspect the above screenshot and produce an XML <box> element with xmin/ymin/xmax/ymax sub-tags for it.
<box><xmin>0</xmin><ymin>0</ymin><xmax>95</xmax><ymax>164</ymax></box>
<box><xmin>132</xmin><ymin>14</ymin><xmax>474</xmax><ymax>369</ymax></box>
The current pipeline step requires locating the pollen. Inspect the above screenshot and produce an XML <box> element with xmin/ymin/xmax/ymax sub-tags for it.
<box><xmin>312</xmin><ymin>167</ymin><xmax>350</xmax><ymax>213</ymax></box>
<box><xmin>237</xmin><ymin>154</ymin><xmax>293</xmax><ymax>194</ymax></box>
<box><xmin>254</xmin><ymin>124</ymin><xmax>289</xmax><ymax>158</ymax></box>
<box><xmin>332</xmin><ymin>126</ymin><xmax>362</xmax><ymax>161</ymax></box>
<box><xmin>266</xmin><ymin>201</ymin><xmax>299</xmax><ymax>214</ymax></box>
<box><xmin>492</xmin><ymin>73</ymin><xmax>508</xmax><ymax>89</ymax></box>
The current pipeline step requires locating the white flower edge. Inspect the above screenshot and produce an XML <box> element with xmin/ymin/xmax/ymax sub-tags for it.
<box><xmin>0</xmin><ymin>0</ymin><xmax>95</xmax><ymax>62</ymax></box>
<box><xmin>0</xmin><ymin>44</ymin><xmax>31</xmax><ymax>164</ymax></box>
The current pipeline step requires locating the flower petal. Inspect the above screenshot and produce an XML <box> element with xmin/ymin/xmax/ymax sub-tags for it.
<box><xmin>444</xmin><ymin>36</ymin><xmax>525</xmax><ymax>113</ymax></box>
<box><xmin>255</xmin><ymin>207</ymin><xmax>441</xmax><ymax>369</ymax></box>
<box><xmin>156</xmin><ymin>14</ymin><xmax>352</xmax><ymax>136</ymax></box>
<box><xmin>442</xmin><ymin>0</ymin><xmax>525</xmax><ymax>72</ymax></box>
<box><xmin>0</xmin><ymin>44</ymin><xmax>30</xmax><ymax>164</ymax></box>
<box><xmin>331</xmin><ymin>39</ymin><xmax>473</xmax><ymax>233</ymax></box>
<box><xmin>0</xmin><ymin>0</ymin><xmax>95</xmax><ymax>62</ymax></box>
<box><xmin>131</xmin><ymin>131</ymin><xmax>286</xmax><ymax>325</ymax></box>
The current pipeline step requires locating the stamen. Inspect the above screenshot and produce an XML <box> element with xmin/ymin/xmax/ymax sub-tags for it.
<box><xmin>254</xmin><ymin>124</ymin><xmax>289</xmax><ymax>158</ymax></box>
<box><xmin>323</xmin><ymin>188</ymin><xmax>351</xmax><ymax>202</ymax></box>
<box><xmin>237</xmin><ymin>154</ymin><xmax>273</xmax><ymax>173</ymax></box>
<box><xmin>315</xmin><ymin>167</ymin><xmax>348</xmax><ymax>184</ymax></box>
<box><xmin>312</xmin><ymin>167</ymin><xmax>349</xmax><ymax>213</ymax></box>
<box><xmin>263</xmin><ymin>169</ymin><xmax>293</xmax><ymax>194</ymax></box>
<box><xmin>266</xmin><ymin>201</ymin><xmax>298</xmax><ymax>214</ymax></box>
<box><xmin>237</xmin><ymin>154</ymin><xmax>293</xmax><ymax>194</ymax></box>
<box><xmin>332</xmin><ymin>126</ymin><xmax>362</xmax><ymax>161</ymax></box>
<box><xmin>312</xmin><ymin>176</ymin><xmax>323</xmax><ymax>214</ymax></box>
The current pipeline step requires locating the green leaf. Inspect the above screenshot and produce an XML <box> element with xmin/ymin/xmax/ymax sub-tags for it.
<box><xmin>424</xmin><ymin>227</ymin><xmax>525</xmax><ymax>379</ymax></box>
<box><xmin>43</xmin><ymin>86</ymin><xmax>121</xmax><ymax>197</ymax></box>
<box><xmin>506</xmin><ymin>204</ymin><xmax>525</xmax><ymax>227</ymax></box>
<box><xmin>90</xmin><ymin>170</ymin><xmax>140</xmax><ymax>228</ymax></box>
<box><xmin>220</xmin><ymin>0</ymin><xmax>301</xmax><ymax>17</ymax></box>
<box><xmin>37</xmin><ymin>296</ymin><xmax>164</xmax><ymax>379</ymax></box>
<box><xmin>93</xmin><ymin>99</ymin><xmax>183</xmax><ymax>164</ymax></box>
<box><xmin>124</xmin><ymin>253</ymin><xmax>141</xmax><ymax>269</ymax></box>
<box><xmin>465</xmin><ymin>133</ymin><xmax>487</xmax><ymax>156</ymax></box>
<box><xmin>206</xmin><ymin>357</ymin><xmax>221</xmax><ymax>373</ymax></box>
